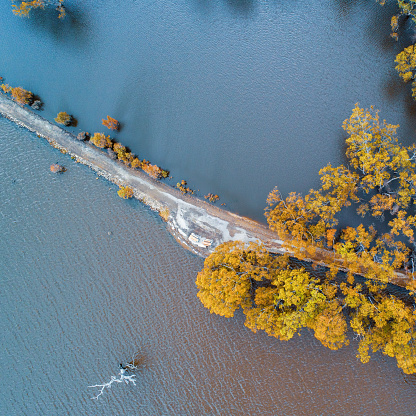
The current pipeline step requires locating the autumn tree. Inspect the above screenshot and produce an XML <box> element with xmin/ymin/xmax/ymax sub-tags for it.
<box><xmin>117</xmin><ymin>186</ymin><xmax>134</xmax><ymax>199</ymax></box>
<box><xmin>377</xmin><ymin>0</ymin><xmax>416</xmax><ymax>39</ymax></box>
<box><xmin>196</xmin><ymin>242</ymin><xmax>349</xmax><ymax>350</ymax></box>
<box><xmin>102</xmin><ymin>115</ymin><xmax>120</xmax><ymax>131</ymax></box>
<box><xmin>395</xmin><ymin>45</ymin><xmax>416</xmax><ymax>99</ymax></box>
<box><xmin>1</xmin><ymin>84</ymin><xmax>11</xmax><ymax>94</ymax></box>
<box><xmin>90</xmin><ymin>132</ymin><xmax>112</xmax><ymax>149</ymax></box>
<box><xmin>131</xmin><ymin>158</ymin><xmax>142</xmax><ymax>169</ymax></box>
<box><xmin>10</xmin><ymin>86</ymin><xmax>33</xmax><ymax>106</ymax></box>
<box><xmin>196</xmin><ymin>242</ymin><xmax>416</xmax><ymax>373</ymax></box>
<box><xmin>142</xmin><ymin>161</ymin><xmax>164</xmax><ymax>179</ymax></box>
<box><xmin>12</xmin><ymin>0</ymin><xmax>65</xmax><ymax>19</ymax></box>
<box><xmin>341</xmin><ymin>280</ymin><xmax>416</xmax><ymax>374</ymax></box>
<box><xmin>196</xmin><ymin>241</ymin><xmax>288</xmax><ymax>317</ymax></box>
<box><xmin>266</xmin><ymin>105</ymin><xmax>416</xmax><ymax>287</ymax></box>
<box><xmin>54</xmin><ymin>111</ymin><xmax>72</xmax><ymax>126</ymax></box>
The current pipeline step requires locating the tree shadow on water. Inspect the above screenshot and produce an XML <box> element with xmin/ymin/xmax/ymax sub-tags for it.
<box><xmin>383</xmin><ymin>74</ymin><xmax>416</xmax><ymax>141</ymax></box>
<box><xmin>193</xmin><ymin>0</ymin><xmax>256</xmax><ymax>17</ymax></box>
<box><xmin>225</xmin><ymin>0</ymin><xmax>255</xmax><ymax>16</ymax></box>
<box><xmin>26</xmin><ymin>4</ymin><xmax>90</xmax><ymax>45</ymax></box>
<box><xmin>331</xmin><ymin>0</ymin><xmax>362</xmax><ymax>17</ymax></box>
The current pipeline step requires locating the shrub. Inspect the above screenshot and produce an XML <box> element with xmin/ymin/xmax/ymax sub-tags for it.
<box><xmin>142</xmin><ymin>161</ymin><xmax>164</xmax><ymax>179</ymax></box>
<box><xmin>117</xmin><ymin>186</ymin><xmax>134</xmax><ymax>199</ymax></box>
<box><xmin>90</xmin><ymin>132</ymin><xmax>112</xmax><ymax>149</ymax></box>
<box><xmin>11</xmin><ymin>86</ymin><xmax>33</xmax><ymax>106</ymax></box>
<box><xmin>159</xmin><ymin>206</ymin><xmax>170</xmax><ymax>222</ymax></box>
<box><xmin>102</xmin><ymin>115</ymin><xmax>120</xmax><ymax>131</ymax></box>
<box><xmin>54</xmin><ymin>112</ymin><xmax>72</xmax><ymax>126</ymax></box>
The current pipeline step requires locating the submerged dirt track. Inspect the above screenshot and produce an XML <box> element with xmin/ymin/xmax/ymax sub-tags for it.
<box><xmin>0</xmin><ymin>94</ymin><xmax>285</xmax><ymax>258</ymax></box>
<box><xmin>1</xmin><ymin>94</ymin><xmax>413</xmax><ymax>288</ymax></box>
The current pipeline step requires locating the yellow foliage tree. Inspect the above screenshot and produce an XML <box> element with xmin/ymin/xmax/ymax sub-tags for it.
<box><xmin>117</xmin><ymin>186</ymin><xmax>134</xmax><ymax>199</ymax></box>
<box><xmin>12</xmin><ymin>0</ymin><xmax>65</xmax><ymax>19</ymax></box>
<box><xmin>54</xmin><ymin>111</ymin><xmax>72</xmax><ymax>126</ymax></box>
<box><xmin>10</xmin><ymin>86</ymin><xmax>33</xmax><ymax>106</ymax></box>
<box><xmin>90</xmin><ymin>132</ymin><xmax>112</xmax><ymax>149</ymax></box>
<box><xmin>196</xmin><ymin>241</ymin><xmax>288</xmax><ymax>317</ymax></box>
<box><xmin>395</xmin><ymin>44</ymin><xmax>416</xmax><ymax>99</ymax></box>
<box><xmin>196</xmin><ymin>242</ymin><xmax>416</xmax><ymax>373</ymax></box>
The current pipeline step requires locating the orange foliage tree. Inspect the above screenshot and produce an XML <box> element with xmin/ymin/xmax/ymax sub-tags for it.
<box><xmin>102</xmin><ymin>115</ymin><xmax>120</xmax><ymax>131</ymax></box>
<box><xmin>142</xmin><ymin>161</ymin><xmax>164</xmax><ymax>179</ymax></box>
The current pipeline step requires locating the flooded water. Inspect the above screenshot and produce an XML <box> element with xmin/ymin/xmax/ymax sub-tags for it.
<box><xmin>2</xmin><ymin>1</ymin><xmax>416</xmax><ymax>414</ymax></box>
<box><xmin>1</xmin><ymin>118</ymin><xmax>415</xmax><ymax>415</ymax></box>
<box><xmin>1</xmin><ymin>0</ymin><xmax>415</xmax><ymax>221</ymax></box>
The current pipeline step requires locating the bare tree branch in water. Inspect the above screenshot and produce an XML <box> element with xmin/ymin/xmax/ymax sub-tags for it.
<box><xmin>88</xmin><ymin>362</ymin><xmax>138</xmax><ymax>400</ymax></box>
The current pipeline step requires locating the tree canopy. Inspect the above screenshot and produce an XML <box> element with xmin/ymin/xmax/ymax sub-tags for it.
<box><xmin>196</xmin><ymin>241</ymin><xmax>416</xmax><ymax>373</ymax></box>
<box><xmin>196</xmin><ymin>105</ymin><xmax>416</xmax><ymax>375</ymax></box>
<box><xmin>266</xmin><ymin>104</ymin><xmax>416</xmax><ymax>288</ymax></box>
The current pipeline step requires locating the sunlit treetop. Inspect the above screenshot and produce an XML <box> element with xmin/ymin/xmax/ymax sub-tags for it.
<box><xmin>12</xmin><ymin>0</ymin><xmax>65</xmax><ymax>19</ymax></box>
<box><xmin>266</xmin><ymin>104</ymin><xmax>416</xmax><ymax>288</ymax></box>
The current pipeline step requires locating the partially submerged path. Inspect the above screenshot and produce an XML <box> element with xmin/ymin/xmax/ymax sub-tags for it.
<box><xmin>0</xmin><ymin>94</ymin><xmax>285</xmax><ymax>258</ymax></box>
<box><xmin>1</xmin><ymin>94</ymin><xmax>412</xmax><ymax>288</ymax></box>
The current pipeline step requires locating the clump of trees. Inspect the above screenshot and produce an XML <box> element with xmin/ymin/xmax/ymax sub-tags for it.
<box><xmin>176</xmin><ymin>180</ymin><xmax>194</xmax><ymax>194</ymax></box>
<box><xmin>196</xmin><ymin>105</ymin><xmax>416</xmax><ymax>374</ymax></box>
<box><xmin>196</xmin><ymin>241</ymin><xmax>416</xmax><ymax>374</ymax></box>
<box><xmin>1</xmin><ymin>83</ymin><xmax>33</xmax><ymax>106</ymax></box>
<box><xmin>142</xmin><ymin>160</ymin><xmax>168</xmax><ymax>179</ymax></box>
<box><xmin>11</xmin><ymin>0</ymin><xmax>66</xmax><ymax>19</ymax></box>
<box><xmin>266</xmin><ymin>104</ymin><xmax>416</xmax><ymax>289</ymax></box>
<box><xmin>205</xmin><ymin>193</ymin><xmax>219</xmax><ymax>203</ymax></box>
<box><xmin>54</xmin><ymin>111</ymin><xmax>73</xmax><ymax>126</ymax></box>
<box><xmin>378</xmin><ymin>0</ymin><xmax>416</xmax><ymax>40</ymax></box>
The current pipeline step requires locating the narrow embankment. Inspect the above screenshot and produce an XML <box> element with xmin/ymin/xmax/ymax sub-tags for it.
<box><xmin>0</xmin><ymin>94</ymin><xmax>285</xmax><ymax>258</ymax></box>
<box><xmin>1</xmin><ymin>94</ymin><xmax>412</xmax><ymax>288</ymax></box>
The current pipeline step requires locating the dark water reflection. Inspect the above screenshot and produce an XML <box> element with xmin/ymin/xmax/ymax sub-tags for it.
<box><xmin>1</xmin><ymin>0</ymin><xmax>415</xmax><ymax>222</ymax></box>
<box><xmin>1</xmin><ymin>119</ymin><xmax>415</xmax><ymax>415</ymax></box>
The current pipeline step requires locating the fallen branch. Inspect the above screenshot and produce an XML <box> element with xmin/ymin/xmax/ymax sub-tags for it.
<box><xmin>88</xmin><ymin>367</ymin><xmax>137</xmax><ymax>400</ymax></box>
